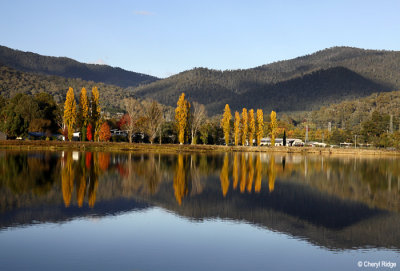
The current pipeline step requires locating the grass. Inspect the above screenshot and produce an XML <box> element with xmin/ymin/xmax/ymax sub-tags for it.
<box><xmin>0</xmin><ymin>140</ymin><xmax>399</xmax><ymax>156</ymax></box>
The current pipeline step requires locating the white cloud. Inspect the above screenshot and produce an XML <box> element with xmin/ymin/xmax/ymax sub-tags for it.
<box><xmin>134</xmin><ymin>10</ymin><xmax>155</xmax><ymax>16</ymax></box>
<box><xmin>93</xmin><ymin>58</ymin><xmax>107</xmax><ymax>65</ymax></box>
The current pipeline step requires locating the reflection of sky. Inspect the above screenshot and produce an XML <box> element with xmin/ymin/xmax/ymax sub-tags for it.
<box><xmin>0</xmin><ymin>208</ymin><xmax>398</xmax><ymax>271</ymax></box>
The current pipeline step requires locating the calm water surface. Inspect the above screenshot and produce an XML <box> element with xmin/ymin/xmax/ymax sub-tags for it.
<box><xmin>0</xmin><ymin>150</ymin><xmax>399</xmax><ymax>271</ymax></box>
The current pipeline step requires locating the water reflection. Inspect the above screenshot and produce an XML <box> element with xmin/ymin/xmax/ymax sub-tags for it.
<box><xmin>0</xmin><ymin>150</ymin><xmax>399</xmax><ymax>250</ymax></box>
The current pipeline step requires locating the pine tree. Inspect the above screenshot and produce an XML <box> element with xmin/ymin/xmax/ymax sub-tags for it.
<box><xmin>221</xmin><ymin>104</ymin><xmax>232</xmax><ymax>146</ymax></box>
<box><xmin>175</xmin><ymin>93</ymin><xmax>189</xmax><ymax>144</ymax></box>
<box><xmin>248</xmin><ymin>109</ymin><xmax>255</xmax><ymax>146</ymax></box>
<box><xmin>241</xmin><ymin>108</ymin><xmax>248</xmax><ymax>145</ymax></box>
<box><xmin>256</xmin><ymin>109</ymin><xmax>264</xmax><ymax>146</ymax></box>
<box><xmin>283</xmin><ymin>130</ymin><xmax>287</xmax><ymax>146</ymax></box>
<box><xmin>234</xmin><ymin>111</ymin><xmax>240</xmax><ymax>146</ymax></box>
<box><xmin>63</xmin><ymin>87</ymin><xmax>76</xmax><ymax>141</ymax></box>
<box><xmin>270</xmin><ymin>110</ymin><xmax>277</xmax><ymax>146</ymax></box>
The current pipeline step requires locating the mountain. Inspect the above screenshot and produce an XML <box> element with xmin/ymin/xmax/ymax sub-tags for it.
<box><xmin>133</xmin><ymin>47</ymin><xmax>400</xmax><ymax>115</ymax></box>
<box><xmin>0</xmin><ymin>64</ymin><xmax>135</xmax><ymax>112</ymax></box>
<box><xmin>0</xmin><ymin>45</ymin><xmax>158</xmax><ymax>88</ymax></box>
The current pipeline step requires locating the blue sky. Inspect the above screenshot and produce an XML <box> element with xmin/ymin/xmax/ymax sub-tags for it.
<box><xmin>1</xmin><ymin>0</ymin><xmax>399</xmax><ymax>78</ymax></box>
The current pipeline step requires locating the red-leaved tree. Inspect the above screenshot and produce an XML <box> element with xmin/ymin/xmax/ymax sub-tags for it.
<box><xmin>87</xmin><ymin>123</ymin><xmax>93</xmax><ymax>141</ymax></box>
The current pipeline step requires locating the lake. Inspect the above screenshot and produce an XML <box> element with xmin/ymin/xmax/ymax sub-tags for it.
<box><xmin>0</xmin><ymin>150</ymin><xmax>399</xmax><ymax>271</ymax></box>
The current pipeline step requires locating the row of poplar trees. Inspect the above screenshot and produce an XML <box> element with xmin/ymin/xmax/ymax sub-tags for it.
<box><xmin>174</xmin><ymin>92</ymin><xmax>278</xmax><ymax>146</ymax></box>
<box><xmin>221</xmin><ymin>104</ymin><xmax>277</xmax><ymax>146</ymax></box>
<box><xmin>63</xmin><ymin>87</ymin><xmax>101</xmax><ymax>141</ymax></box>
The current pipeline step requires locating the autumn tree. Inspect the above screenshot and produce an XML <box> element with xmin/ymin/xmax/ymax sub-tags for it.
<box><xmin>87</xmin><ymin>123</ymin><xmax>93</xmax><ymax>141</ymax></box>
<box><xmin>99</xmin><ymin>122</ymin><xmax>111</xmax><ymax>142</ymax></box>
<box><xmin>77</xmin><ymin>87</ymin><xmax>89</xmax><ymax>141</ymax></box>
<box><xmin>248</xmin><ymin>109</ymin><xmax>255</xmax><ymax>146</ymax></box>
<box><xmin>241</xmin><ymin>108</ymin><xmax>248</xmax><ymax>145</ymax></box>
<box><xmin>256</xmin><ymin>109</ymin><xmax>264</xmax><ymax>146</ymax></box>
<box><xmin>64</xmin><ymin>87</ymin><xmax>77</xmax><ymax>141</ymax></box>
<box><xmin>234</xmin><ymin>111</ymin><xmax>240</xmax><ymax>146</ymax></box>
<box><xmin>142</xmin><ymin>100</ymin><xmax>164</xmax><ymax>144</ymax></box>
<box><xmin>124</xmin><ymin>98</ymin><xmax>143</xmax><ymax>143</ymax></box>
<box><xmin>190</xmin><ymin>102</ymin><xmax>206</xmax><ymax>144</ymax></box>
<box><xmin>91</xmin><ymin>87</ymin><xmax>101</xmax><ymax>141</ymax></box>
<box><xmin>270</xmin><ymin>110</ymin><xmax>277</xmax><ymax>146</ymax></box>
<box><xmin>175</xmin><ymin>93</ymin><xmax>189</xmax><ymax>144</ymax></box>
<box><xmin>221</xmin><ymin>104</ymin><xmax>232</xmax><ymax>146</ymax></box>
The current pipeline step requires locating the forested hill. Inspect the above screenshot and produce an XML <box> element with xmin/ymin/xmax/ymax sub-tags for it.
<box><xmin>0</xmin><ymin>45</ymin><xmax>159</xmax><ymax>88</ymax></box>
<box><xmin>133</xmin><ymin>47</ymin><xmax>400</xmax><ymax>115</ymax></box>
<box><xmin>0</xmin><ymin>64</ymin><xmax>135</xmax><ymax>112</ymax></box>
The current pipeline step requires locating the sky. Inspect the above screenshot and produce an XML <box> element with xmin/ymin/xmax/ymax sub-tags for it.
<box><xmin>0</xmin><ymin>0</ymin><xmax>399</xmax><ymax>78</ymax></box>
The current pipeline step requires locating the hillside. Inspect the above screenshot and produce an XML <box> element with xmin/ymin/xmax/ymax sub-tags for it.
<box><xmin>0</xmin><ymin>64</ymin><xmax>135</xmax><ymax>112</ymax></box>
<box><xmin>307</xmin><ymin>90</ymin><xmax>400</xmax><ymax>130</ymax></box>
<box><xmin>133</xmin><ymin>47</ymin><xmax>400</xmax><ymax>115</ymax></box>
<box><xmin>0</xmin><ymin>45</ymin><xmax>158</xmax><ymax>88</ymax></box>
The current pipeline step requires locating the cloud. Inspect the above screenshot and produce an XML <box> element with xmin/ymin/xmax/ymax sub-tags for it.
<box><xmin>134</xmin><ymin>10</ymin><xmax>155</xmax><ymax>16</ymax></box>
<box><xmin>91</xmin><ymin>59</ymin><xmax>107</xmax><ymax>65</ymax></box>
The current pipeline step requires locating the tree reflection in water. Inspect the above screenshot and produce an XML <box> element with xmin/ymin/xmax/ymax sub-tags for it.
<box><xmin>0</xmin><ymin>151</ymin><xmax>398</xmax><ymax>212</ymax></box>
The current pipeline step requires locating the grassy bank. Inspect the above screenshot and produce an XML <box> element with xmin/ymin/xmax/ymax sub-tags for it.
<box><xmin>0</xmin><ymin>140</ymin><xmax>399</xmax><ymax>156</ymax></box>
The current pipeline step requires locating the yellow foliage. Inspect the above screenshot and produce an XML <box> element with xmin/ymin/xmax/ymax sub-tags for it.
<box><xmin>248</xmin><ymin>109</ymin><xmax>255</xmax><ymax>146</ymax></box>
<box><xmin>270</xmin><ymin>111</ymin><xmax>277</xmax><ymax>146</ymax></box>
<box><xmin>221</xmin><ymin>104</ymin><xmax>232</xmax><ymax>145</ymax></box>
<box><xmin>256</xmin><ymin>109</ymin><xmax>264</xmax><ymax>146</ymax></box>
<box><xmin>175</xmin><ymin>93</ymin><xmax>189</xmax><ymax>144</ymax></box>
<box><xmin>241</xmin><ymin>108</ymin><xmax>248</xmax><ymax>145</ymax></box>
<box><xmin>64</xmin><ymin>87</ymin><xmax>76</xmax><ymax>141</ymax></box>
<box><xmin>234</xmin><ymin>111</ymin><xmax>240</xmax><ymax>146</ymax></box>
<box><xmin>79</xmin><ymin>87</ymin><xmax>89</xmax><ymax>127</ymax></box>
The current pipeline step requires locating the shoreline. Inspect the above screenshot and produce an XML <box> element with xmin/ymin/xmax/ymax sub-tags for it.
<box><xmin>0</xmin><ymin>140</ymin><xmax>399</xmax><ymax>156</ymax></box>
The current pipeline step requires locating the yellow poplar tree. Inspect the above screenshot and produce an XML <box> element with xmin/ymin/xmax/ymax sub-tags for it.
<box><xmin>270</xmin><ymin>110</ymin><xmax>277</xmax><ymax>146</ymax></box>
<box><xmin>221</xmin><ymin>104</ymin><xmax>232</xmax><ymax>146</ymax></box>
<box><xmin>248</xmin><ymin>109</ymin><xmax>255</xmax><ymax>146</ymax></box>
<box><xmin>79</xmin><ymin>87</ymin><xmax>89</xmax><ymax>127</ymax></box>
<box><xmin>175</xmin><ymin>93</ymin><xmax>188</xmax><ymax>144</ymax></box>
<box><xmin>234</xmin><ymin>111</ymin><xmax>240</xmax><ymax>146</ymax></box>
<box><xmin>241</xmin><ymin>108</ymin><xmax>248</xmax><ymax>146</ymax></box>
<box><xmin>91</xmin><ymin>86</ymin><xmax>101</xmax><ymax>141</ymax></box>
<box><xmin>256</xmin><ymin>109</ymin><xmax>264</xmax><ymax>146</ymax></box>
<box><xmin>64</xmin><ymin>87</ymin><xmax>77</xmax><ymax>141</ymax></box>
<box><xmin>78</xmin><ymin>87</ymin><xmax>89</xmax><ymax>141</ymax></box>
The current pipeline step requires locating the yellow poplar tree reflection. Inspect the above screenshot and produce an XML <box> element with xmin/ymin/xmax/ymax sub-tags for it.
<box><xmin>240</xmin><ymin>154</ymin><xmax>246</xmax><ymax>193</ymax></box>
<box><xmin>173</xmin><ymin>154</ymin><xmax>188</xmax><ymax>205</ymax></box>
<box><xmin>232</xmin><ymin>154</ymin><xmax>239</xmax><ymax>189</ymax></box>
<box><xmin>88</xmin><ymin>152</ymin><xmax>100</xmax><ymax>208</ymax></box>
<box><xmin>254</xmin><ymin>154</ymin><xmax>262</xmax><ymax>193</ymax></box>
<box><xmin>268</xmin><ymin>156</ymin><xmax>276</xmax><ymax>192</ymax></box>
<box><xmin>61</xmin><ymin>152</ymin><xmax>74</xmax><ymax>207</ymax></box>
<box><xmin>220</xmin><ymin>154</ymin><xmax>230</xmax><ymax>197</ymax></box>
<box><xmin>247</xmin><ymin>155</ymin><xmax>254</xmax><ymax>193</ymax></box>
